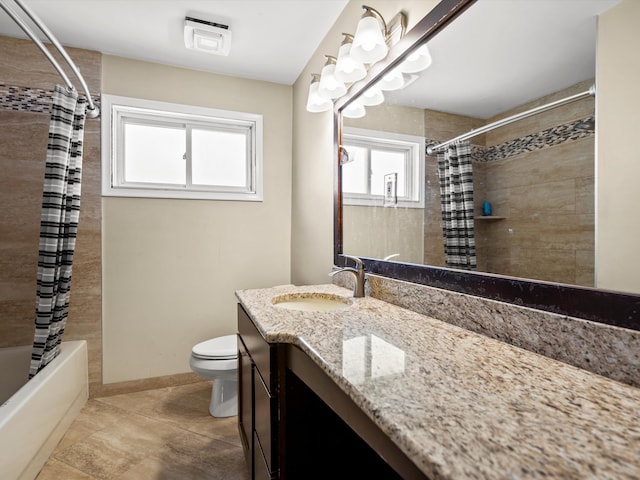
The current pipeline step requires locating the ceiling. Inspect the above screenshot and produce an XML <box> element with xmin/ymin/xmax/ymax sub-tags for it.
<box><xmin>386</xmin><ymin>0</ymin><xmax>622</xmax><ymax>119</ymax></box>
<box><xmin>0</xmin><ymin>0</ymin><xmax>624</xmax><ymax>118</ymax></box>
<box><xmin>0</xmin><ymin>0</ymin><xmax>348</xmax><ymax>85</ymax></box>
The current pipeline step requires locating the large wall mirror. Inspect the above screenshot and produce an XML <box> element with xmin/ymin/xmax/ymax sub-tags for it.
<box><xmin>334</xmin><ymin>0</ymin><xmax>640</xmax><ymax>330</ymax></box>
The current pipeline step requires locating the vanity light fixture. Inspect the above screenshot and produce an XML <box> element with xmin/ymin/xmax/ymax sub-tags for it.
<box><xmin>184</xmin><ymin>17</ymin><xmax>231</xmax><ymax>56</ymax></box>
<box><xmin>377</xmin><ymin>66</ymin><xmax>405</xmax><ymax>91</ymax></box>
<box><xmin>306</xmin><ymin>74</ymin><xmax>333</xmax><ymax>113</ymax></box>
<box><xmin>342</xmin><ymin>99</ymin><xmax>366</xmax><ymax>118</ymax></box>
<box><xmin>398</xmin><ymin>44</ymin><xmax>432</xmax><ymax>73</ymax></box>
<box><xmin>359</xmin><ymin>84</ymin><xmax>384</xmax><ymax>106</ymax></box>
<box><xmin>304</xmin><ymin>6</ymin><xmax>408</xmax><ymax>117</ymax></box>
<box><xmin>334</xmin><ymin>34</ymin><xmax>367</xmax><ymax>83</ymax></box>
<box><xmin>401</xmin><ymin>72</ymin><xmax>420</xmax><ymax>89</ymax></box>
<box><xmin>318</xmin><ymin>55</ymin><xmax>347</xmax><ymax>99</ymax></box>
<box><xmin>351</xmin><ymin>6</ymin><xmax>389</xmax><ymax>64</ymax></box>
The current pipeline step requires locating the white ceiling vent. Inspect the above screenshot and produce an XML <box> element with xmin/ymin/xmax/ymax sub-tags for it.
<box><xmin>184</xmin><ymin>17</ymin><xmax>231</xmax><ymax>56</ymax></box>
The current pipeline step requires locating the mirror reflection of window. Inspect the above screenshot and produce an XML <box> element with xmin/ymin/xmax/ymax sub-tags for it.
<box><xmin>341</xmin><ymin>145</ymin><xmax>368</xmax><ymax>194</ymax></box>
<box><xmin>342</xmin><ymin>335</ymin><xmax>367</xmax><ymax>384</ymax></box>
<box><xmin>342</xmin><ymin>145</ymin><xmax>406</xmax><ymax>197</ymax></box>
<box><xmin>342</xmin><ymin>128</ymin><xmax>424</xmax><ymax>207</ymax></box>
<box><xmin>371</xmin><ymin>150</ymin><xmax>405</xmax><ymax>197</ymax></box>
<box><xmin>370</xmin><ymin>334</ymin><xmax>405</xmax><ymax>379</ymax></box>
<box><xmin>342</xmin><ymin>334</ymin><xmax>406</xmax><ymax>385</ymax></box>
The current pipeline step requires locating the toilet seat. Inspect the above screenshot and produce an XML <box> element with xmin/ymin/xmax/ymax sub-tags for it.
<box><xmin>192</xmin><ymin>334</ymin><xmax>237</xmax><ymax>360</ymax></box>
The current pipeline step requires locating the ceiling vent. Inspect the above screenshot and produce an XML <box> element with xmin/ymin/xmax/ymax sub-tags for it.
<box><xmin>184</xmin><ymin>17</ymin><xmax>231</xmax><ymax>56</ymax></box>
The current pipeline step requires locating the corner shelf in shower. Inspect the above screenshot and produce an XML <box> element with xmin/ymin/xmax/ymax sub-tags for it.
<box><xmin>476</xmin><ymin>216</ymin><xmax>506</xmax><ymax>220</ymax></box>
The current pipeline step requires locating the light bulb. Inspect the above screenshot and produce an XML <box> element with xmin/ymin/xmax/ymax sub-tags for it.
<box><xmin>360</xmin><ymin>86</ymin><xmax>384</xmax><ymax>106</ymax></box>
<box><xmin>351</xmin><ymin>8</ymin><xmax>388</xmax><ymax>64</ymax></box>
<box><xmin>306</xmin><ymin>74</ymin><xmax>332</xmax><ymax>113</ymax></box>
<box><xmin>334</xmin><ymin>34</ymin><xmax>367</xmax><ymax>83</ymax></box>
<box><xmin>377</xmin><ymin>67</ymin><xmax>404</xmax><ymax>91</ymax></box>
<box><xmin>343</xmin><ymin>100</ymin><xmax>366</xmax><ymax>118</ymax></box>
<box><xmin>399</xmin><ymin>44</ymin><xmax>432</xmax><ymax>73</ymax></box>
<box><xmin>318</xmin><ymin>56</ymin><xmax>347</xmax><ymax>99</ymax></box>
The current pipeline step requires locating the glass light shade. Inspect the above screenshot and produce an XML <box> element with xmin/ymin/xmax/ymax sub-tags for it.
<box><xmin>342</xmin><ymin>100</ymin><xmax>366</xmax><ymax>119</ymax></box>
<box><xmin>306</xmin><ymin>76</ymin><xmax>332</xmax><ymax>113</ymax></box>
<box><xmin>351</xmin><ymin>14</ymin><xmax>388</xmax><ymax>64</ymax></box>
<box><xmin>401</xmin><ymin>73</ymin><xmax>420</xmax><ymax>89</ymax></box>
<box><xmin>318</xmin><ymin>58</ymin><xmax>347</xmax><ymax>99</ymax></box>
<box><xmin>359</xmin><ymin>85</ymin><xmax>384</xmax><ymax>106</ymax></box>
<box><xmin>398</xmin><ymin>44</ymin><xmax>432</xmax><ymax>73</ymax></box>
<box><xmin>377</xmin><ymin>67</ymin><xmax>404</xmax><ymax>91</ymax></box>
<box><xmin>334</xmin><ymin>40</ymin><xmax>367</xmax><ymax>83</ymax></box>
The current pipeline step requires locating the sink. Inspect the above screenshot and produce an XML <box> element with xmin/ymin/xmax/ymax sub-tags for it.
<box><xmin>271</xmin><ymin>293</ymin><xmax>353</xmax><ymax>312</ymax></box>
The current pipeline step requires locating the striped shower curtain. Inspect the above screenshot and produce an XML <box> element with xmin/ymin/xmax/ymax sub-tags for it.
<box><xmin>437</xmin><ymin>141</ymin><xmax>476</xmax><ymax>270</ymax></box>
<box><xmin>30</xmin><ymin>85</ymin><xmax>87</xmax><ymax>378</ymax></box>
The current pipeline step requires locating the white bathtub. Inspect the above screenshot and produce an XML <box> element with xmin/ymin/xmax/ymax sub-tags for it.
<box><xmin>0</xmin><ymin>341</ymin><xmax>88</xmax><ymax>480</ymax></box>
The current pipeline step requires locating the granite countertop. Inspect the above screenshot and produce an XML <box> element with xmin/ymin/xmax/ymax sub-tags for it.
<box><xmin>235</xmin><ymin>284</ymin><xmax>640</xmax><ymax>480</ymax></box>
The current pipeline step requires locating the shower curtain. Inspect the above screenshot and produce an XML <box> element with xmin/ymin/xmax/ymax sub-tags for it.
<box><xmin>437</xmin><ymin>140</ymin><xmax>477</xmax><ymax>270</ymax></box>
<box><xmin>30</xmin><ymin>85</ymin><xmax>87</xmax><ymax>378</ymax></box>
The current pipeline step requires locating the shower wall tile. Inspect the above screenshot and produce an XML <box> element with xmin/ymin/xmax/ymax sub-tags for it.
<box><xmin>0</xmin><ymin>36</ymin><xmax>100</xmax><ymax>93</ymax></box>
<box><xmin>0</xmin><ymin>110</ymin><xmax>46</xmax><ymax>346</ymax></box>
<box><xmin>576</xmin><ymin>175</ymin><xmax>595</xmax><ymax>215</ymax></box>
<box><xmin>423</xmin><ymin>109</ymin><xmax>485</xmax><ymax>144</ymax></box>
<box><xmin>0</xmin><ymin>36</ymin><xmax>103</xmax><ymax>396</ymax></box>
<box><xmin>479</xmin><ymin>135</ymin><xmax>594</xmax><ymax>286</ymax></box>
<box><xmin>366</xmin><ymin>274</ymin><xmax>640</xmax><ymax>388</ymax></box>
<box><xmin>576</xmin><ymin>248</ymin><xmax>596</xmax><ymax>286</ymax></box>
<box><xmin>485</xmin><ymin>79</ymin><xmax>595</xmax><ymax>146</ymax></box>
<box><xmin>423</xmin><ymin>157</ymin><xmax>445</xmax><ymax>266</ymax></box>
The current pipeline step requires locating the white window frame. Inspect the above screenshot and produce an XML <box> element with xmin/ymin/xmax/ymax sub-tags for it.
<box><xmin>101</xmin><ymin>94</ymin><xmax>263</xmax><ymax>201</ymax></box>
<box><xmin>342</xmin><ymin>127</ymin><xmax>425</xmax><ymax>208</ymax></box>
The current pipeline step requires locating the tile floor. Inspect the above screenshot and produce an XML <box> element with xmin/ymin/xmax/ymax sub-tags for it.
<box><xmin>36</xmin><ymin>381</ymin><xmax>250</xmax><ymax>480</ymax></box>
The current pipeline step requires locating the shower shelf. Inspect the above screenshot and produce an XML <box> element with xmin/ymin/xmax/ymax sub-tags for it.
<box><xmin>476</xmin><ymin>216</ymin><xmax>506</xmax><ymax>220</ymax></box>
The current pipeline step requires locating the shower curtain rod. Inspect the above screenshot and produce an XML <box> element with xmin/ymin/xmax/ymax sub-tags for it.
<box><xmin>0</xmin><ymin>0</ymin><xmax>100</xmax><ymax>118</ymax></box>
<box><xmin>426</xmin><ymin>85</ymin><xmax>595</xmax><ymax>155</ymax></box>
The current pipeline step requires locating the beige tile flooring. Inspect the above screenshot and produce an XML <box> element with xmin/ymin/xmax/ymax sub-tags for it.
<box><xmin>36</xmin><ymin>381</ymin><xmax>250</xmax><ymax>480</ymax></box>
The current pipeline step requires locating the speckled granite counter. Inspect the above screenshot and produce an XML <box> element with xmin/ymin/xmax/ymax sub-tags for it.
<box><xmin>235</xmin><ymin>284</ymin><xmax>640</xmax><ymax>480</ymax></box>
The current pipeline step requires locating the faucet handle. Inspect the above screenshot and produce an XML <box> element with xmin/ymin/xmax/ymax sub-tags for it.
<box><xmin>342</xmin><ymin>254</ymin><xmax>363</xmax><ymax>270</ymax></box>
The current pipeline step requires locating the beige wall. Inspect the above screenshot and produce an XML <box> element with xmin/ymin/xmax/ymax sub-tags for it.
<box><xmin>291</xmin><ymin>0</ymin><xmax>440</xmax><ymax>285</ymax></box>
<box><xmin>102</xmin><ymin>56</ymin><xmax>292</xmax><ymax>383</ymax></box>
<box><xmin>596</xmin><ymin>0</ymin><xmax>640</xmax><ymax>294</ymax></box>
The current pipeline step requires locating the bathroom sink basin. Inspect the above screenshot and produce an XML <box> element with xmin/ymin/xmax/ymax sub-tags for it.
<box><xmin>271</xmin><ymin>293</ymin><xmax>353</xmax><ymax>312</ymax></box>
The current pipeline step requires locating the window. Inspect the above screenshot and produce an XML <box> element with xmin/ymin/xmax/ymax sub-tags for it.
<box><xmin>101</xmin><ymin>95</ymin><xmax>263</xmax><ymax>201</ymax></box>
<box><xmin>341</xmin><ymin>128</ymin><xmax>425</xmax><ymax>208</ymax></box>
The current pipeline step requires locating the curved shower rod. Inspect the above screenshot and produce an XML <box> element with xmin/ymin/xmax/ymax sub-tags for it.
<box><xmin>0</xmin><ymin>0</ymin><xmax>100</xmax><ymax>118</ymax></box>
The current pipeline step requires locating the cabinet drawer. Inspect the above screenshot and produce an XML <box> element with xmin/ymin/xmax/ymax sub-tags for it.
<box><xmin>254</xmin><ymin>369</ymin><xmax>273</xmax><ymax>472</ymax></box>
<box><xmin>237</xmin><ymin>336</ymin><xmax>253</xmax><ymax>460</ymax></box>
<box><xmin>238</xmin><ymin>304</ymin><xmax>272</xmax><ymax>391</ymax></box>
<box><xmin>254</xmin><ymin>431</ymin><xmax>273</xmax><ymax>480</ymax></box>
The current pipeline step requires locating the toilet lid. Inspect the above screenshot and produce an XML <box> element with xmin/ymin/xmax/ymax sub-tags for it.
<box><xmin>192</xmin><ymin>334</ymin><xmax>237</xmax><ymax>360</ymax></box>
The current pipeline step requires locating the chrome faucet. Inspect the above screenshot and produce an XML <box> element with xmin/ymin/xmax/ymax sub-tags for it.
<box><xmin>330</xmin><ymin>254</ymin><xmax>366</xmax><ymax>298</ymax></box>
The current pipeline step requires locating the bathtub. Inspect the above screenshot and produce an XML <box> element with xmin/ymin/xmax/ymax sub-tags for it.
<box><xmin>0</xmin><ymin>341</ymin><xmax>88</xmax><ymax>480</ymax></box>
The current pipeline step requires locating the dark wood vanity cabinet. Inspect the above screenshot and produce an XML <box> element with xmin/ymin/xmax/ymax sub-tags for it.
<box><xmin>237</xmin><ymin>304</ymin><xmax>281</xmax><ymax>480</ymax></box>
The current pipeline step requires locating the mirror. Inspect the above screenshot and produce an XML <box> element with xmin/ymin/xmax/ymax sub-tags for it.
<box><xmin>335</xmin><ymin>0</ymin><xmax>640</xmax><ymax>329</ymax></box>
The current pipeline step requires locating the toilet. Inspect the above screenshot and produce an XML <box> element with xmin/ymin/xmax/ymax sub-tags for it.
<box><xmin>189</xmin><ymin>335</ymin><xmax>238</xmax><ymax>417</ymax></box>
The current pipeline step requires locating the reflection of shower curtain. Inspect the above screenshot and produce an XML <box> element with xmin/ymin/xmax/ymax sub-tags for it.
<box><xmin>437</xmin><ymin>141</ymin><xmax>476</xmax><ymax>270</ymax></box>
<box><xmin>30</xmin><ymin>85</ymin><xmax>87</xmax><ymax>378</ymax></box>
